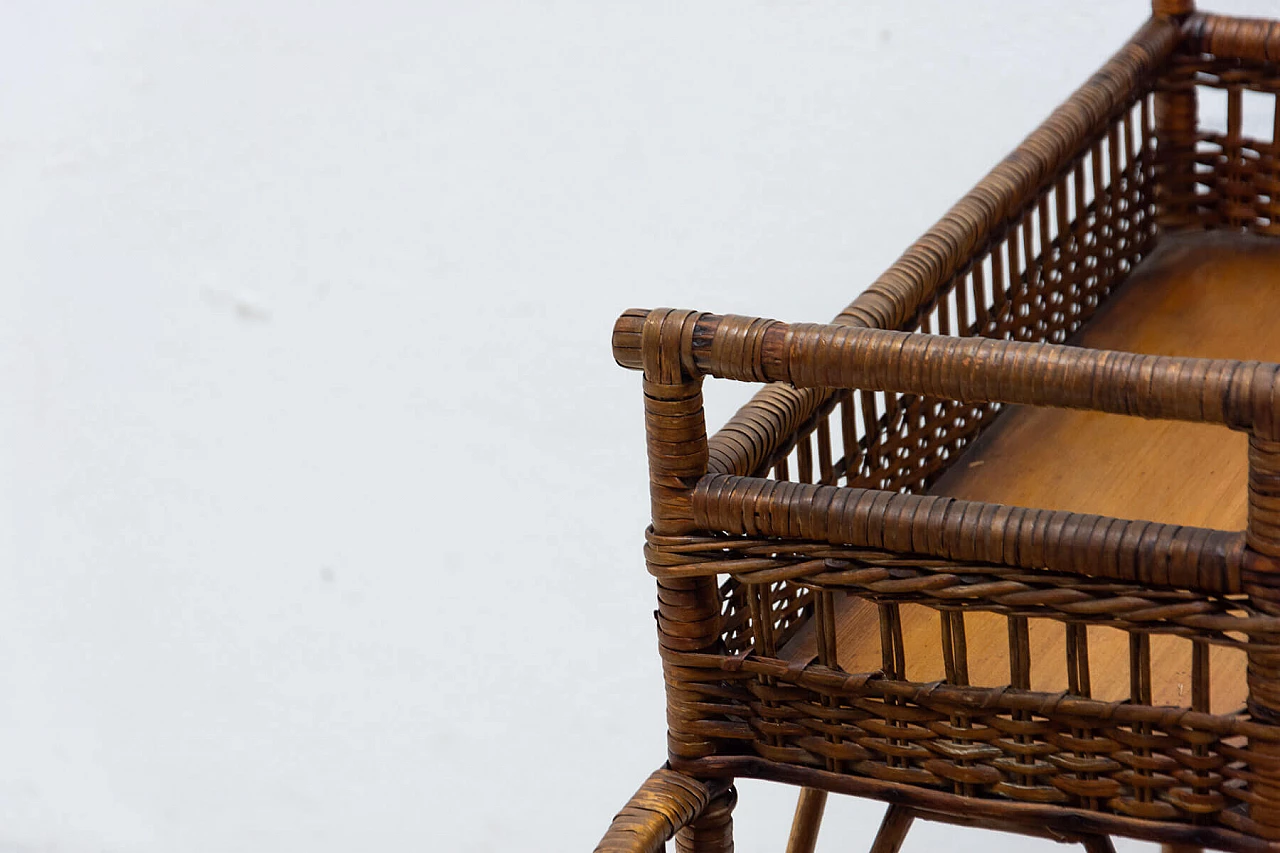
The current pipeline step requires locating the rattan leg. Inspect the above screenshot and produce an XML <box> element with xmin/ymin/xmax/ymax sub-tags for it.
<box><xmin>674</xmin><ymin>785</ymin><xmax>736</xmax><ymax>853</ymax></box>
<box><xmin>1080</xmin><ymin>836</ymin><xmax>1116</xmax><ymax>853</ymax></box>
<box><xmin>784</xmin><ymin>788</ymin><xmax>827</xmax><ymax>853</ymax></box>
<box><xmin>869</xmin><ymin>804</ymin><xmax>914</xmax><ymax>853</ymax></box>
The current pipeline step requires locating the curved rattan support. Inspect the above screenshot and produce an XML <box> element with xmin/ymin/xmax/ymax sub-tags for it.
<box><xmin>594</xmin><ymin>768</ymin><xmax>735</xmax><ymax>853</ymax></box>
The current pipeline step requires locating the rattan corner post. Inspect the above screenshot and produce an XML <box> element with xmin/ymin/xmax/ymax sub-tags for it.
<box><xmin>599</xmin><ymin>2</ymin><xmax>1280</xmax><ymax>851</ymax></box>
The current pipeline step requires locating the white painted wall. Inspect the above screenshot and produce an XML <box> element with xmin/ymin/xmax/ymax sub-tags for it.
<box><xmin>2</xmin><ymin>2</ymin><xmax>1274</xmax><ymax>851</ymax></box>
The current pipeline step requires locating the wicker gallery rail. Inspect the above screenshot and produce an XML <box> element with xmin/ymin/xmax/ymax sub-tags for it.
<box><xmin>597</xmin><ymin>4</ymin><xmax>1280</xmax><ymax>853</ymax></box>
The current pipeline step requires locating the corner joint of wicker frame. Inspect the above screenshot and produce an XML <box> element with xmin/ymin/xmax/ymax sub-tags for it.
<box><xmin>612</xmin><ymin>307</ymin><xmax>712</xmax><ymax>383</ymax></box>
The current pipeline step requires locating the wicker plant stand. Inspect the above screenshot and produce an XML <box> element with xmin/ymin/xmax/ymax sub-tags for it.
<box><xmin>598</xmin><ymin>2</ymin><xmax>1280</xmax><ymax>851</ymax></box>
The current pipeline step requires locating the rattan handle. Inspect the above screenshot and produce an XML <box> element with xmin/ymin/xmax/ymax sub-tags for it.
<box><xmin>614</xmin><ymin>309</ymin><xmax>1280</xmax><ymax>438</ymax></box>
<box><xmin>594</xmin><ymin>768</ymin><xmax>732</xmax><ymax>853</ymax></box>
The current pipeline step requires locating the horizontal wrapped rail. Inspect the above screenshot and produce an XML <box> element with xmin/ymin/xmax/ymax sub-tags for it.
<box><xmin>613</xmin><ymin>309</ymin><xmax>1280</xmax><ymax>438</ymax></box>
<box><xmin>1182</xmin><ymin>12</ymin><xmax>1280</xmax><ymax>62</ymax></box>
<box><xmin>688</xmin><ymin>474</ymin><xmax>1245</xmax><ymax>594</ymax></box>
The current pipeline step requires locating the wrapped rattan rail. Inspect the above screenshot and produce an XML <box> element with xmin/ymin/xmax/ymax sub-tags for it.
<box><xmin>1182</xmin><ymin>12</ymin><xmax>1280</xmax><ymax>62</ymax></box>
<box><xmin>613</xmin><ymin>310</ymin><xmax>1280</xmax><ymax>438</ymax></box>
<box><xmin>687</xmin><ymin>475</ymin><xmax>1244</xmax><ymax>595</ymax></box>
<box><xmin>614</xmin><ymin>307</ymin><xmax>1280</xmax><ymax>598</ymax></box>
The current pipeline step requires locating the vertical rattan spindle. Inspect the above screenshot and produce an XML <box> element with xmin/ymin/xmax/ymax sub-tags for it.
<box><xmin>1152</xmin><ymin>0</ymin><xmax>1198</xmax><ymax>231</ymax></box>
<box><xmin>1245</xmin><ymin>434</ymin><xmax>1280</xmax><ymax>837</ymax></box>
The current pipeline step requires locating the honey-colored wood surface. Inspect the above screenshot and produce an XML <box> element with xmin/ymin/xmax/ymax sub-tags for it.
<box><xmin>931</xmin><ymin>230</ymin><xmax>1280</xmax><ymax>527</ymax></box>
<box><xmin>784</xmin><ymin>232</ymin><xmax>1280</xmax><ymax>712</ymax></box>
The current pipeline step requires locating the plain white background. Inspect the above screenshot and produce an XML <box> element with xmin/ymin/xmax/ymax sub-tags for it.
<box><xmin>3</xmin><ymin>2</ymin><xmax>1278</xmax><ymax>851</ymax></box>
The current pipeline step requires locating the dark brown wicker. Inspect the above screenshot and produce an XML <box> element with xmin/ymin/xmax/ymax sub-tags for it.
<box><xmin>599</xmin><ymin>3</ymin><xmax>1280</xmax><ymax>851</ymax></box>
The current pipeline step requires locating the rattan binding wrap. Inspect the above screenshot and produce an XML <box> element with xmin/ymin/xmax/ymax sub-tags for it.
<box><xmin>594</xmin><ymin>769</ymin><xmax>734</xmax><ymax>853</ymax></box>
<box><xmin>602</xmin><ymin>4</ymin><xmax>1280</xmax><ymax>852</ymax></box>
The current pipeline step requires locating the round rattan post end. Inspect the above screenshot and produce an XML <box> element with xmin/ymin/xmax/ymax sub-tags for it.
<box><xmin>613</xmin><ymin>308</ymin><xmax>650</xmax><ymax>370</ymax></box>
<box><xmin>1153</xmin><ymin>0</ymin><xmax>1194</xmax><ymax>17</ymax></box>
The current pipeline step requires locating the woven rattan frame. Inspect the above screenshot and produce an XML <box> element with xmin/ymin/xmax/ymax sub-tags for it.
<box><xmin>601</xmin><ymin>6</ymin><xmax>1280</xmax><ymax>852</ymax></box>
